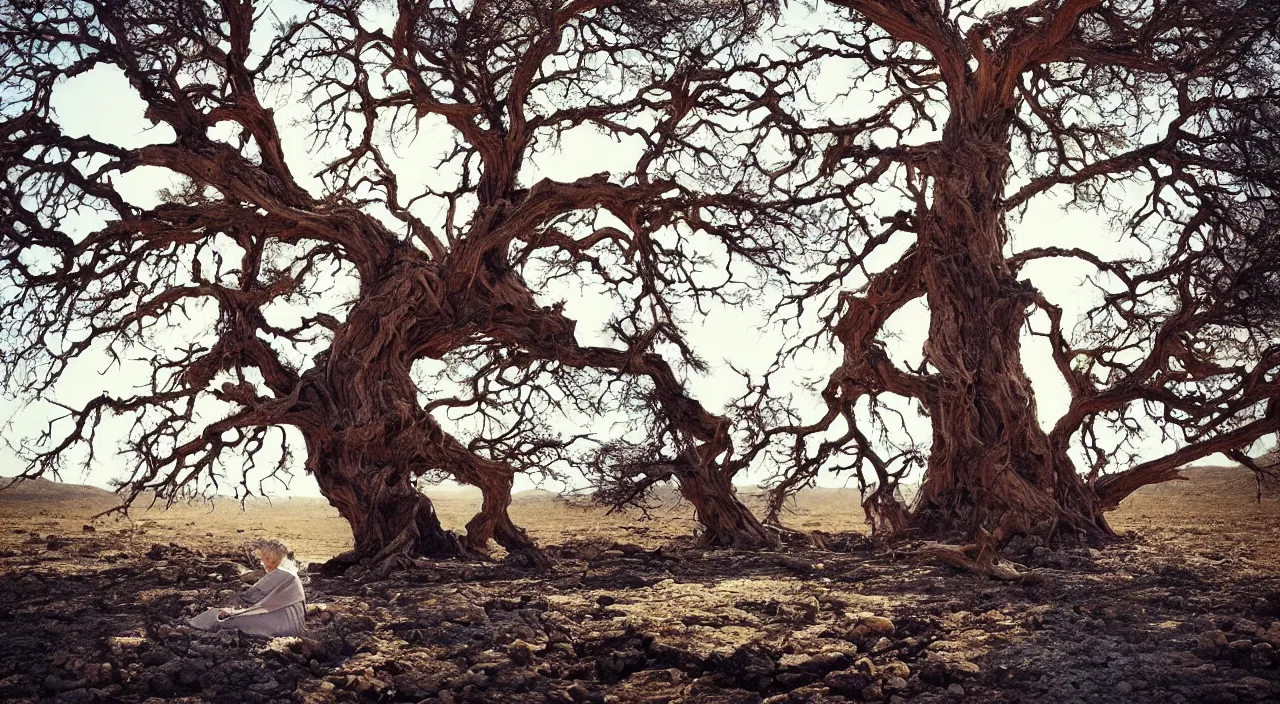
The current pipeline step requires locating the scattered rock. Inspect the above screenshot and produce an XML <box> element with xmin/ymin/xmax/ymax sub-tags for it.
<box><xmin>824</xmin><ymin>668</ymin><xmax>873</xmax><ymax>696</ymax></box>
<box><xmin>1196</xmin><ymin>630</ymin><xmax>1230</xmax><ymax>659</ymax></box>
<box><xmin>881</xmin><ymin>660</ymin><xmax>910</xmax><ymax>679</ymax></box>
<box><xmin>1234</xmin><ymin>619</ymin><xmax>1261</xmax><ymax>635</ymax></box>
<box><xmin>508</xmin><ymin>640</ymin><xmax>535</xmax><ymax>666</ymax></box>
<box><xmin>1257</xmin><ymin>623</ymin><xmax>1280</xmax><ymax>647</ymax></box>
<box><xmin>1228</xmin><ymin>639</ymin><xmax>1255</xmax><ymax>654</ymax></box>
<box><xmin>1251</xmin><ymin>642</ymin><xmax>1275</xmax><ymax>668</ymax></box>
<box><xmin>853</xmin><ymin>614</ymin><xmax>895</xmax><ymax>637</ymax></box>
<box><xmin>3</xmin><ymin>501</ymin><xmax>1280</xmax><ymax>704</ymax></box>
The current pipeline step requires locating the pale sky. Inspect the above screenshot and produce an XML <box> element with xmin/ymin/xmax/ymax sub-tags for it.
<box><xmin>0</xmin><ymin>1</ymin><xmax>1238</xmax><ymax>500</ymax></box>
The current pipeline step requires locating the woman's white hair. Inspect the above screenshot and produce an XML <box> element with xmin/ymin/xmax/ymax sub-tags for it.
<box><xmin>249</xmin><ymin>538</ymin><xmax>297</xmax><ymax>573</ymax></box>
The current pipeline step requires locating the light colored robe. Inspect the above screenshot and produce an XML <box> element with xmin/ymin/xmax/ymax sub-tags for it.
<box><xmin>189</xmin><ymin>568</ymin><xmax>306</xmax><ymax>637</ymax></box>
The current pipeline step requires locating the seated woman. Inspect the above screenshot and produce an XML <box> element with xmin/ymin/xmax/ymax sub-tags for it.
<box><xmin>190</xmin><ymin>539</ymin><xmax>306</xmax><ymax>637</ymax></box>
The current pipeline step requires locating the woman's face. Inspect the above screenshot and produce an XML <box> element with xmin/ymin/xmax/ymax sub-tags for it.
<box><xmin>259</xmin><ymin>553</ymin><xmax>281</xmax><ymax>572</ymax></box>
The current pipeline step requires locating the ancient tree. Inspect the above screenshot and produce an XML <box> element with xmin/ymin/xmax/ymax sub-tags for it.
<box><xmin>0</xmin><ymin>0</ymin><xmax>785</xmax><ymax>562</ymax></box>
<box><xmin>751</xmin><ymin>0</ymin><xmax>1280</xmax><ymax>568</ymax></box>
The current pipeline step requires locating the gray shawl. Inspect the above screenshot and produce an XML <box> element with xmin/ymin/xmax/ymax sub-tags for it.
<box><xmin>228</xmin><ymin>569</ymin><xmax>305</xmax><ymax>618</ymax></box>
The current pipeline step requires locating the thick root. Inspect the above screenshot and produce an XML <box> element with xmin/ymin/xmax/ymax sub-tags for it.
<box><xmin>317</xmin><ymin>549</ymin><xmax>360</xmax><ymax>576</ymax></box>
<box><xmin>503</xmin><ymin>547</ymin><xmax>553</xmax><ymax>570</ymax></box>
<box><xmin>768</xmin><ymin>524</ymin><xmax>831</xmax><ymax>551</ymax></box>
<box><xmin>921</xmin><ymin>541</ymin><xmax>1028</xmax><ymax>581</ymax></box>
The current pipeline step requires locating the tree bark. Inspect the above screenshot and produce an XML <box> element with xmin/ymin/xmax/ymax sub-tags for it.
<box><xmin>312</xmin><ymin>456</ymin><xmax>466</xmax><ymax>565</ymax></box>
<box><xmin>908</xmin><ymin>117</ymin><xmax>1110</xmax><ymax>550</ymax></box>
<box><xmin>459</xmin><ymin>463</ymin><xmax>542</xmax><ymax>558</ymax></box>
<box><xmin>677</xmin><ymin>465</ymin><xmax>777</xmax><ymax>549</ymax></box>
<box><xmin>512</xmin><ymin>306</ymin><xmax>776</xmax><ymax>550</ymax></box>
<box><xmin>297</xmin><ymin>255</ymin><xmax>545</xmax><ymax>566</ymax></box>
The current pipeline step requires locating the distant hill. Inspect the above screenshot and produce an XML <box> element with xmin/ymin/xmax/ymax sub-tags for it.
<box><xmin>511</xmin><ymin>489</ymin><xmax>560</xmax><ymax>504</ymax></box>
<box><xmin>2</xmin><ymin>464</ymin><xmax>1264</xmax><ymax>510</ymax></box>
<box><xmin>1129</xmin><ymin>464</ymin><xmax>1274</xmax><ymax>498</ymax></box>
<box><xmin>0</xmin><ymin>476</ymin><xmax>121</xmax><ymax>505</ymax></box>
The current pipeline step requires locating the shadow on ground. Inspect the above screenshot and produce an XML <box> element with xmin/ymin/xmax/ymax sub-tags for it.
<box><xmin>1</xmin><ymin>528</ymin><xmax>1279</xmax><ymax>704</ymax></box>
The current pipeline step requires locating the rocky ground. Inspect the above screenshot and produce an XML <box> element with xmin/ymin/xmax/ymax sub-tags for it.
<box><xmin>2</xmin><ymin>523</ymin><xmax>1280</xmax><ymax>704</ymax></box>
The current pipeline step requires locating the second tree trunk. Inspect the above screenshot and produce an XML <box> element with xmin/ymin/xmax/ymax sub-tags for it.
<box><xmin>909</xmin><ymin>120</ymin><xmax>1109</xmax><ymax>550</ymax></box>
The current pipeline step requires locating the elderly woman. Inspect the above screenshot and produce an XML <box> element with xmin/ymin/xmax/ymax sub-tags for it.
<box><xmin>189</xmin><ymin>539</ymin><xmax>306</xmax><ymax>637</ymax></box>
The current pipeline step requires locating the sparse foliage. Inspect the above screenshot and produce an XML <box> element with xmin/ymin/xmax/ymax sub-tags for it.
<box><xmin>744</xmin><ymin>0</ymin><xmax>1280</xmax><ymax>572</ymax></box>
<box><xmin>3</xmin><ymin>0</ymin><xmax>1278</xmax><ymax>573</ymax></box>
<box><xmin>0</xmin><ymin>0</ymin><xmax>789</xmax><ymax>563</ymax></box>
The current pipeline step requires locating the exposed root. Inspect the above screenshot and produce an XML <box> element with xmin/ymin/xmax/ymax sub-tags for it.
<box><xmin>317</xmin><ymin>549</ymin><xmax>360</xmax><ymax>577</ymax></box>
<box><xmin>372</xmin><ymin>552</ymin><xmax>419</xmax><ymax>577</ymax></box>
<box><xmin>920</xmin><ymin>541</ymin><xmax>1028</xmax><ymax>581</ymax></box>
<box><xmin>503</xmin><ymin>547</ymin><xmax>554</xmax><ymax>570</ymax></box>
<box><xmin>681</xmin><ymin>474</ymin><xmax>780</xmax><ymax>551</ymax></box>
<box><xmin>318</xmin><ymin>525</ymin><xmax>476</xmax><ymax>577</ymax></box>
<box><xmin>769</xmin><ymin>524</ymin><xmax>831</xmax><ymax>551</ymax></box>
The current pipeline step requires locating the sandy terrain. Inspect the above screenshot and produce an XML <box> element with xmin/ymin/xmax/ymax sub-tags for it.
<box><xmin>0</xmin><ymin>478</ymin><xmax>881</xmax><ymax>563</ymax></box>
<box><xmin>1</xmin><ymin>466</ymin><xmax>1278</xmax><ymax>703</ymax></box>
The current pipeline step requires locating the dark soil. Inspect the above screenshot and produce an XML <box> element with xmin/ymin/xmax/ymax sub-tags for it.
<box><xmin>2</xmin><ymin>527</ymin><xmax>1279</xmax><ymax>704</ymax></box>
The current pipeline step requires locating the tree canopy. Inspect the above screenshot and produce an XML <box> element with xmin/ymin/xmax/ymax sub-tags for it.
<box><xmin>747</xmin><ymin>0</ymin><xmax>1280</xmax><ymax>573</ymax></box>
<box><xmin>2</xmin><ymin>0</ymin><xmax>1277</xmax><ymax>571</ymax></box>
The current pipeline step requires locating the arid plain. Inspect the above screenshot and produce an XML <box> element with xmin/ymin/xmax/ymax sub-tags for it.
<box><xmin>1</xmin><ymin>467</ymin><xmax>1279</xmax><ymax>703</ymax></box>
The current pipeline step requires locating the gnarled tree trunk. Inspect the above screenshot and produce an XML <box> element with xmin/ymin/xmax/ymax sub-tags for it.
<box><xmin>678</xmin><ymin>465</ymin><xmax>777</xmax><ymax>549</ymax></box>
<box><xmin>298</xmin><ymin>258</ymin><xmax>545</xmax><ymax>567</ymax></box>
<box><xmin>514</xmin><ymin>305</ymin><xmax>778</xmax><ymax>550</ymax></box>
<box><xmin>312</xmin><ymin>455</ymin><xmax>466</xmax><ymax>565</ymax></box>
<box><xmin>456</xmin><ymin>457</ymin><xmax>543</xmax><ymax>561</ymax></box>
<box><xmin>909</xmin><ymin>118</ymin><xmax>1110</xmax><ymax>553</ymax></box>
